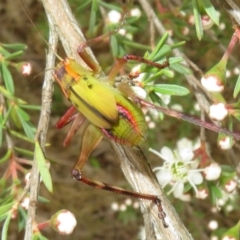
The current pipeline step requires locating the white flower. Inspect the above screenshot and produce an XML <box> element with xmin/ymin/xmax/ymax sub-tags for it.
<box><xmin>21</xmin><ymin>62</ymin><xmax>32</xmax><ymax>76</ymax></box>
<box><xmin>196</xmin><ymin>188</ymin><xmax>208</xmax><ymax>199</ymax></box>
<box><xmin>203</xmin><ymin>163</ymin><xmax>221</xmax><ymax>180</ymax></box>
<box><xmin>108</xmin><ymin>10</ymin><xmax>121</xmax><ymax>23</ymax></box>
<box><xmin>209</xmin><ymin>103</ymin><xmax>228</xmax><ymax>121</ymax></box>
<box><xmin>224</xmin><ymin>180</ymin><xmax>237</xmax><ymax>193</ymax></box>
<box><xmin>56</xmin><ymin>210</ymin><xmax>77</xmax><ymax>235</ymax></box>
<box><xmin>151</xmin><ymin>146</ymin><xmax>203</xmax><ymax>199</ymax></box>
<box><xmin>21</xmin><ymin>197</ymin><xmax>30</xmax><ymax>210</ymax></box>
<box><xmin>218</xmin><ymin>137</ymin><xmax>232</xmax><ymax>150</ymax></box>
<box><xmin>201</xmin><ymin>76</ymin><xmax>224</xmax><ymax>92</ymax></box>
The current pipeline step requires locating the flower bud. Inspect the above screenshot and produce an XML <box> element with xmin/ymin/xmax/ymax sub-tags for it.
<box><xmin>209</xmin><ymin>103</ymin><xmax>228</xmax><ymax>121</ymax></box>
<box><xmin>130</xmin><ymin>8</ymin><xmax>141</xmax><ymax>17</ymax></box>
<box><xmin>218</xmin><ymin>136</ymin><xmax>232</xmax><ymax>150</ymax></box>
<box><xmin>14</xmin><ymin>62</ymin><xmax>32</xmax><ymax>76</ymax></box>
<box><xmin>50</xmin><ymin>210</ymin><xmax>77</xmax><ymax>235</ymax></box>
<box><xmin>203</xmin><ymin>162</ymin><xmax>221</xmax><ymax>181</ymax></box>
<box><xmin>196</xmin><ymin>188</ymin><xmax>209</xmax><ymax>199</ymax></box>
<box><xmin>201</xmin><ymin>60</ymin><xmax>227</xmax><ymax>92</ymax></box>
<box><xmin>131</xmin><ymin>86</ymin><xmax>147</xmax><ymax>99</ymax></box>
<box><xmin>108</xmin><ymin>10</ymin><xmax>121</xmax><ymax>24</ymax></box>
<box><xmin>224</xmin><ymin>179</ymin><xmax>237</xmax><ymax>193</ymax></box>
<box><xmin>21</xmin><ymin>197</ymin><xmax>30</xmax><ymax>210</ymax></box>
<box><xmin>201</xmin><ymin>15</ymin><xmax>214</xmax><ymax>30</ymax></box>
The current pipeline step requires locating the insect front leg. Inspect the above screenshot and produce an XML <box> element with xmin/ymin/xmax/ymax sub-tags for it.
<box><xmin>77</xmin><ymin>29</ymin><xmax>121</xmax><ymax>75</ymax></box>
<box><xmin>107</xmin><ymin>54</ymin><xmax>169</xmax><ymax>86</ymax></box>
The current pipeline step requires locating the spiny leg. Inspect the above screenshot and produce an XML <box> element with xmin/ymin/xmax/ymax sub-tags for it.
<box><xmin>139</xmin><ymin>98</ymin><xmax>240</xmax><ymax>140</ymax></box>
<box><xmin>118</xmin><ymin>82</ymin><xmax>240</xmax><ymax>141</ymax></box>
<box><xmin>108</xmin><ymin>54</ymin><xmax>169</xmax><ymax>85</ymax></box>
<box><xmin>72</xmin><ymin>169</ymin><xmax>168</xmax><ymax>228</ymax></box>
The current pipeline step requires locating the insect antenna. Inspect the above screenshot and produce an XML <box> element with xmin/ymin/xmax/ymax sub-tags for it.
<box><xmin>18</xmin><ymin>0</ymin><xmax>63</xmax><ymax>62</ymax></box>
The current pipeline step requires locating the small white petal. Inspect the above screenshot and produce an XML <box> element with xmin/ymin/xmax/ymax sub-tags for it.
<box><xmin>155</xmin><ymin>170</ymin><xmax>172</xmax><ymax>187</ymax></box>
<box><xmin>178</xmin><ymin>149</ymin><xmax>194</xmax><ymax>162</ymax></box>
<box><xmin>173</xmin><ymin>182</ymin><xmax>184</xmax><ymax>198</ymax></box>
<box><xmin>204</xmin><ymin>163</ymin><xmax>222</xmax><ymax>181</ymax></box>
<box><xmin>177</xmin><ymin>193</ymin><xmax>191</xmax><ymax>202</ymax></box>
<box><xmin>160</xmin><ymin>147</ymin><xmax>175</xmax><ymax>162</ymax></box>
<box><xmin>177</xmin><ymin>138</ymin><xmax>193</xmax><ymax>150</ymax></box>
<box><xmin>189</xmin><ymin>172</ymin><xmax>203</xmax><ymax>185</ymax></box>
<box><xmin>209</xmin><ymin>103</ymin><xmax>228</xmax><ymax>121</ymax></box>
<box><xmin>201</xmin><ymin>76</ymin><xmax>224</xmax><ymax>92</ymax></box>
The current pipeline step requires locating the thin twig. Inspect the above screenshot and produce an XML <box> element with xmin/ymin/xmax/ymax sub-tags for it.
<box><xmin>24</xmin><ymin>18</ymin><xmax>58</xmax><ymax>240</ymax></box>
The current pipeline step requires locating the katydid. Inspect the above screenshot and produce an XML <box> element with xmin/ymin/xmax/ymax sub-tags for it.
<box><xmin>53</xmin><ymin>31</ymin><xmax>240</xmax><ymax>228</ymax></box>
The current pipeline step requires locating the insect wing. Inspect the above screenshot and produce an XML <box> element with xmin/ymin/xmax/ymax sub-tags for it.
<box><xmin>71</xmin><ymin>75</ymin><xmax>119</xmax><ymax>123</ymax></box>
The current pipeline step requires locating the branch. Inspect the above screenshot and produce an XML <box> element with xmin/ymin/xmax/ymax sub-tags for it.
<box><xmin>39</xmin><ymin>0</ymin><xmax>193</xmax><ymax>239</ymax></box>
<box><xmin>24</xmin><ymin>18</ymin><xmax>58</xmax><ymax>240</ymax></box>
<box><xmin>218</xmin><ymin>0</ymin><xmax>240</xmax><ymax>25</ymax></box>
